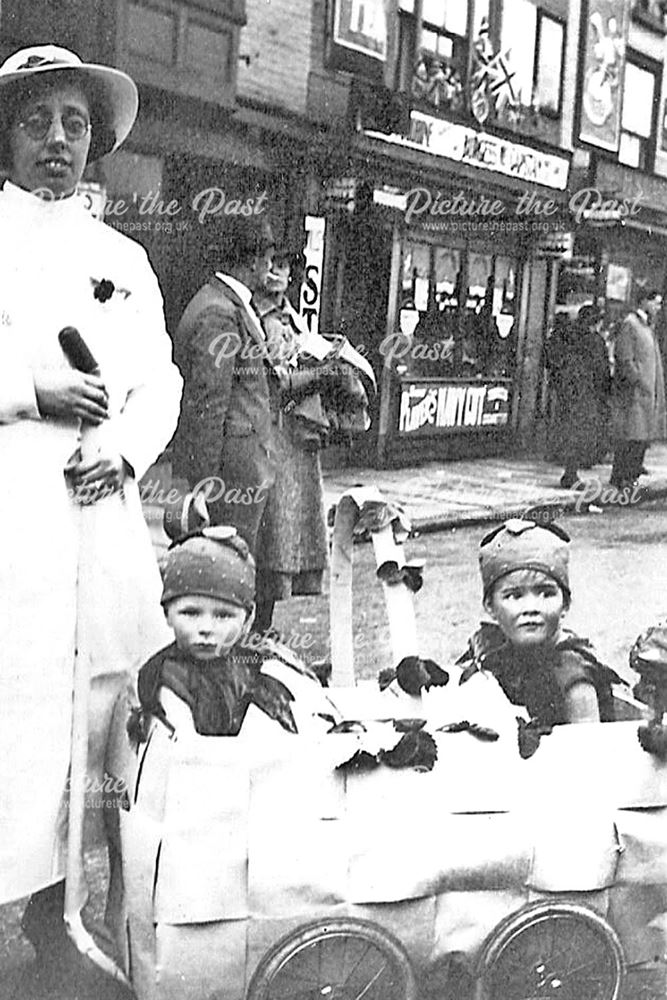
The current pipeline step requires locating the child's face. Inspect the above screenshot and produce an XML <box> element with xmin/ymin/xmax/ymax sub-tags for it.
<box><xmin>485</xmin><ymin>568</ymin><xmax>566</xmax><ymax>648</ymax></box>
<box><xmin>165</xmin><ymin>594</ymin><xmax>249</xmax><ymax>660</ymax></box>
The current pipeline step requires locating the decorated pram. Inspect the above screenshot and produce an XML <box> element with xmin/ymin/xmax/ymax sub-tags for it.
<box><xmin>103</xmin><ymin>490</ymin><xmax>667</xmax><ymax>1000</ymax></box>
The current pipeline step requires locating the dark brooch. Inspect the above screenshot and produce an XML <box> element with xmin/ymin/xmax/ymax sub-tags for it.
<box><xmin>92</xmin><ymin>277</ymin><xmax>115</xmax><ymax>302</ymax></box>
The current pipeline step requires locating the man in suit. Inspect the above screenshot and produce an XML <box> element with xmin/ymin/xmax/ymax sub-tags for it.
<box><xmin>610</xmin><ymin>288</ymin><xmax>666</xmax><ymax>490</ymax></box>
<box><xmin>171</xmin><ymin>215</ymin><xmax>277</xmax><ymax>553</ymax></box>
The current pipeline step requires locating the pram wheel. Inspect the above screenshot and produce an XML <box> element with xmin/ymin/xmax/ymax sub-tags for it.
<box><xmin>475</xmin><ymin>901</ymin><xmax>625</xmax><ymax>1000</ymax></box>
<box><xmin>246</xmin><ymin>917</ymin><xmax>417</xmax><ymax>999</ymax></box>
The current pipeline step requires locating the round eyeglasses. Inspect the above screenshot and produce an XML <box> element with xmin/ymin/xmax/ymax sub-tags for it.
<box><xmin>17</xmin><ymin>110</ymin><xmax>91</xmax><ymax>142</ymax></box>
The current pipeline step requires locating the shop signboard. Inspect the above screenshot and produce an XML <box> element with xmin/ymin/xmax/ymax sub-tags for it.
<box><xmin>367</xmin><ymin>112</ymin><xmax>570</xmax><ymax>190</ymax></box>
<box><xmin>333</xmin><ymin>0</ymin><xmax>387</xmax><ymax>60</ymax></box>
<box><xmin>398</xmin><ymin>379</ymin><xmax>510</xmax><ymax>435</ymax></box>
<box><xmin>535</xmin><ymin>230</ymin><xmax>574</xmax><ymax>260</ymax></box>
<box><xmin>578</xmin><ymin>0</ymin><xmax>630</xmax><ymax>152</ymax></box>
<box><xmin>324</xmin><ymin>176</ymin><xmax>357</xmax><ymax>213</ymax></box>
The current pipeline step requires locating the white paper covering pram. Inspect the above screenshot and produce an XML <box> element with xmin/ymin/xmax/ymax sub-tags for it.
<box><xmin>106</xmin><ymin>701</ymin><xmax>667</xmax><ymax>1000</ymax></box>
<box><xmin>104</xmin><ymin>489</ymin><xmax>667</xmax><ymax>999</ymax></box>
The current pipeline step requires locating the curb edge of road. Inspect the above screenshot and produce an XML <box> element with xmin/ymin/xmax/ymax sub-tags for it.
<box><xmin>408</xmin><ymin>482</ymin><xmax>667</xmax><ymax>536</ymax></box>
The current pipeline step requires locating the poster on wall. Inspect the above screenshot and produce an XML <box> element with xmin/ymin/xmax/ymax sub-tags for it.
<box><xmin>606</xmin><ymin>262</ymin><xmax>631</xmax><ymax>302</ymax></box>
<box><xmin>578</xmin><ymin>0</ymin><xmax>630</xmax><ymax>151</ymax></box>
<box><xmin>333</xmin><ymin>0</ymin><xmax>387</xmax><ymax>60</ymax></box>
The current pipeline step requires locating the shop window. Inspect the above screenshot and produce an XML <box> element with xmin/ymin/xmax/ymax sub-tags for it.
<box><xmin>397</xmin><ymin>0</ymin><xmax>468</xmax><ymax>113</ymax></box>
<box><xmin>398</xmin><ymin>241</ymin><xmax>517</xmax><ymax>379</ymax></box>
<box><xmin>619</xmin><ymin>56</ymin><xmax>660</xmax><ymax>171</ymax></box>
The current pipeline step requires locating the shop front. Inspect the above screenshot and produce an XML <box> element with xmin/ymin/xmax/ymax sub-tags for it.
<box><xmin>557</xmin><ymin>159</ymin><xmax>667</xmax><ymax>355</ymax></box>
<box><xmin>383</xmin><ymin>224</ymin><xmax>520</xmax><ymax>464</ymax></box>
<box><xmin>321</xmin><ymin>112</ymin><xmax>572</xmax><ymax>467</ymax></box>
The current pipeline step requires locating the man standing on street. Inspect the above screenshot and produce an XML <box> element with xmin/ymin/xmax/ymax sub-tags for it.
<box><xmin>610</xmin><ymin>288</ymin><xmax>666</xmax><ymax>491</ymax></box>
<box><xmin>171</xmin><ymin>215</ymin><xmax>276</xmax><ymax>554</ymax></box>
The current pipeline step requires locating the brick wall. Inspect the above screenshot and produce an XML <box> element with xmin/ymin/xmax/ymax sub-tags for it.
<box><xmin>237</xmin><ymin>0</ymin><xmax>314</xmax><ymax>114</ymax></box>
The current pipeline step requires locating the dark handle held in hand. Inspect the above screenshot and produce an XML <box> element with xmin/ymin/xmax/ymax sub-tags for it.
<box><xmin>58</xmin><ymin>326</ymin><xmax>101</xmax><ymax>377</ymax></box>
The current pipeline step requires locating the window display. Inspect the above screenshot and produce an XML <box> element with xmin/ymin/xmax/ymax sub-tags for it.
<box><xmin>399</xmin><ymin>240</ymin><xmax>517</xmax><ymax>378</ymax></box>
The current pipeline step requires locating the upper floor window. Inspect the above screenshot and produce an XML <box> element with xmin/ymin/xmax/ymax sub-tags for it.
<box><xmin>397</xmin><ymin>0</ymin><xmax>469</xmax><ymax>112</ymax></box>
<box><xmin>534</xmin><ymin>12</ymin><xmax>565</xmax><ymax>115</ymax></box>
<box><xmin>499</xmin><ymin>0</ymin><xmax>564</xmax><ymax>114</ymax></box>
<box><xmin>619</xmin><ymin>55</ymin><xmax>660</xmax><ymax>170</ymax></box>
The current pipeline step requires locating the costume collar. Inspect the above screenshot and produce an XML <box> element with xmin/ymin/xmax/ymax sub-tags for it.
<box><xmin>636</xmin><ymin>308</ymin><xmax>649</xmax><ymax>323</ymax></box>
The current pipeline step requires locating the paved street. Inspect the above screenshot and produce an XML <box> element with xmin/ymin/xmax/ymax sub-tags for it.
<box><xmin>2</xmin><ymin>499</ymin><xmax>667</xmax><ymax>999</ymax></box>
<box><xmin>274</xmin><ymin>497</ymin><xmax>667</xmax><ymax>687</ymax></box>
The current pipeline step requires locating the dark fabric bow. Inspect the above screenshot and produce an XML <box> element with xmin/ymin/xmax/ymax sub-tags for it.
<box><xmin>335</xmin><ymin>730</ymin><xmax>438</xmax><ymax>774</ymax></box>
<box><xmin>378</xmin><ymin>657</ymin><xmax>449</xmax><ymax>695</ymax></box>
<box><xmin>376</xmin><ymin>560</ymin><xmax>424</xmax><ymax>593</ymax></box>
<box><xmin>516</xmin><ymin>717</ymin><xmax>554</xmax><ymax>759</ymax></box>
<box><xmin>638</xmin><ymin>723</ymin><xmax>667</xmax><ymax>760</ymax></box>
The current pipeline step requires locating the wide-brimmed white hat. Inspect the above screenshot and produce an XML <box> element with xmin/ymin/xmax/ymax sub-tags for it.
<box><xmin>0</xmin><ymin>44</ymin><xmax>138</xmax><ymax>158</ymax></box>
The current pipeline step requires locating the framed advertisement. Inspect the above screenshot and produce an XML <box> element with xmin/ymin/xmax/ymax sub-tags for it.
<box><xmin>578</xmin><ymin>0</ymin><xmax>630</xmax><ymax>151</ymax></box>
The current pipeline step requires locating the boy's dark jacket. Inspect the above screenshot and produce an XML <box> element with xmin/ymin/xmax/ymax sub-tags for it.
<box><xmin>135</xmin><ymin>641</ymin><xmax>314</xmax><ymax>737</ymax></box>
<box><xmin>457</xmin><ymin>623</ymin><xmax>624</xmax><ymax>725</ymax></box>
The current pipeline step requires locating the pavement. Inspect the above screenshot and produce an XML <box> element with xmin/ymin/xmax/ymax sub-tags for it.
<box><xmin>140</xmin><ymin>444</ymin><xmax>667</xmax><ymax>556</ymax></box>
<box><xmin>320</xmin><ymin>442</ymin><xmax>667</xmax><ymax>532</ymax></box>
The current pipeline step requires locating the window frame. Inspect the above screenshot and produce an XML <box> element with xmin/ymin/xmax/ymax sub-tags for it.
<box><xmin>533</xmin><ymin>9</ymin><xmax>566</xmax><ymax>118</ymax></box>
<box><xmin>395</xmin><ymin>0</ymin><xmax>470</xmax><ymax>95</ymax></box>
<box><xmin>618</xmin><ymin>48</ymin><xmax>662</xmax><ymax>172</ymax></box>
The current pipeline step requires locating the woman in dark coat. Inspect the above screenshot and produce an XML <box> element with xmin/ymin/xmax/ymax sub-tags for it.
<box><xmin>552</xmin><ymin>304</ymin><xmax>611</xmax><ymax>489</ymax></box>
<box><xmin>251</xmin><ymin>251</ymin><xmax>371</xmax><ymax>632</ymax></box>
<box><xmin>251</xmin><ymin>252</ymin><xmax>331</xmax><ymax>632</ymax></box>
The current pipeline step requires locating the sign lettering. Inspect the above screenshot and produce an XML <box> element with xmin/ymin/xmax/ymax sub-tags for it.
<box><xmin>298</xmin><ymin>216</ymin><xmax>326</xmax><ymax>335</ymax></box>
<box><xmin>399</xmin><ymin>382</ymin><xmax>510</xmax><ymax>435</ymax></box>
<box><xmin>365</xmin><ymin>112</ymin><xmax>569</xmax><ymax>190</ymax></box>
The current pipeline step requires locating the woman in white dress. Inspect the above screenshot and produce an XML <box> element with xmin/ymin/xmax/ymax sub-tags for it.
<box><xmin>0</xmin><ymin>44</ymin><xmax>182</xmax><ymax>987</ymax></box>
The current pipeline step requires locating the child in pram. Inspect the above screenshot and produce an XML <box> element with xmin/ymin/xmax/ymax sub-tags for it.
<box><xmin>130</xmin><ymin>525</ymin><xmax>329</xmax><ymax>741</ymax></box>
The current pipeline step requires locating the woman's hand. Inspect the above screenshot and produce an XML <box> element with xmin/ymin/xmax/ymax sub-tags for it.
<box><xmin>34</xmin><ymin>368</ymin><xmax>109</xmax><ymax>424</ymax></box>
<box><xmin>64</xmin><ymin>448</ymin><xmax>126</xmax><ymax>505</ymax></box>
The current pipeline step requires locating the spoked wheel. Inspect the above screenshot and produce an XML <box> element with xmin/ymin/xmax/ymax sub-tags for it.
<box><xmin>246</xmin><ymin>917</ymin><xmax>418</xmax><ymax>1000</ymax></box>
<box><xmin>476</xmin><ymin>901</ymin><xmax>625</xmax><ymax>1000</ymax></box>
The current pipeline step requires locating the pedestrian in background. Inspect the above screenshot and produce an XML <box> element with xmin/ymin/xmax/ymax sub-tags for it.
<box><xmin>544</xmin><ymin>312</ymin><xmax>572</xmax><ymax>463</ymax></box>
<box><xmin>610</xmin><ymin>288</ymin><xmax>666</xmax><ymax>490</ymax></box>
<box><xmin>552</xmin><ymin>304</ymin><xmax>611</xmax><ymax>489</ymax></box>
<box><xmin>0</xmin><ymin>43</ymin><xmax>182</xmax><ymax>991</ymax></box>
<box><xmin>251</xmin><ymin>249</ymin><xmax>331</xmax><ymax>633</ymax></box>
<box><xmin>170</xmin><ymin>215</ymin><xmax>276</xmax><ymax>555</ymax></box>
